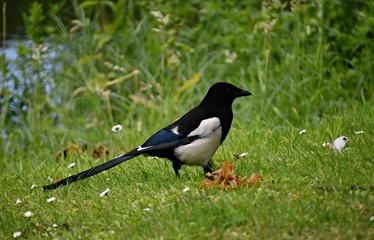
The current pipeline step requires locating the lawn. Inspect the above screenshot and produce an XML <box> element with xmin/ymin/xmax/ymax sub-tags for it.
<box><xmin>1</xmin><ymin>0</ymin><xmax>373</xmax><ymax>239</ymax></box>
<box><xmin>1</xmin><ymin>105</ymin><xmax>373</xmax><ymax>239</ymax></box>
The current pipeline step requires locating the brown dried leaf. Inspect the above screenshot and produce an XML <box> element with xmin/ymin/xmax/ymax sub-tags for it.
<box><xmin>55</xmin><ymin>142</ymin><xmax>88</xmax><ymax>159</ymax></box>
<box><xmin>220</xmin><ymin>161</ymin><xmax>234</xmax><ymax>180</ymax></box>
<box><xmin>238</xmin><ymin>177</ymin><xmax>249</xmax><ymax>187</ymax></box>
<box><xmin>199</xmin><ymin>162</ymin><xmax>264</xmax><ymax>191</ymax></box>
<box><xmin>92</xmin><ymin>144</ymin><xmax>110</xmax><ymax>158</ymax></box>
<box><xmin>198</xmin><ymin>178</ymin><xmax>214</xmax><ymax>189</ymax></box>
<box><xmin>247</xmin><ymin>172</ymin><xmax>264</xmax><ymax>187</ymax></box>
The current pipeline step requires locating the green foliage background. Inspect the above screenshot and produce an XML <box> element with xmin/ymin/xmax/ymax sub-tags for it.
<box><xmin>1</xmin><ymin>0</ymin><xmax>373</xmax><ymax>156</ymax></box>
<box><xmin>0</xmin><ymin>0</ymin><xmax>373</xmax><ymax>239</ymax></box>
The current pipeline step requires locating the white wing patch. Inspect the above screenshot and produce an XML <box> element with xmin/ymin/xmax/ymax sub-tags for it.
<box><xmin>188</xmin><ymin>117</ymin><xmax>221</xmax><ymax>137</ymax></box>
<box><xmin>175</xmin><ymin>118</ymin><xmax>222</xmax><ymax>166</ymax></box>
<box><xmin>171</xmin><ymin>126</ymin><xmax>179</xmax><ymax>135</ymax></box>
<box><xmin>137</xmin><ymin>146</ymin><xmax>151</xmax><ymax>152</ymax></box>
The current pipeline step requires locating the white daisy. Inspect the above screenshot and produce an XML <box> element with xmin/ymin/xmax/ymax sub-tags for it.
<box><xmin>111</xmin><ymin>125</ymin><xmax>123</xmax><ymax>132</ymax></box>
<box><xmin>13</xmin><ymin>231</ymin><xmax>22</xmax><ymax>238</ymax></box>
<box><xmin>47</xmin><ymin>196</ymin><xmax>56</xmax><ymax>203</ymax></box>
<box><xmin>239</xmin><ymin>152</ymin><xmax>249</xmax><ymax>157</ymax></box>
<box><xmin>24</xmin><ymin>211</ymin><xmax>33</xmax><ymax>218</ymax></box>
<box><xmin>100</xmin><ymin>188</ymin><xmax>110</xmax><ymax>197</ymax></box>
<box><xmin>68</xmin><ymin>162</ymin><xmax>76</xmax><ymax>168</ymax></box>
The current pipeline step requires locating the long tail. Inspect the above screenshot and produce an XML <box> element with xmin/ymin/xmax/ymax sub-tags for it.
<box><xmin>43</xmin><ymin>152</ymin><xmax>139</xmax><ymax>191</ymax></box>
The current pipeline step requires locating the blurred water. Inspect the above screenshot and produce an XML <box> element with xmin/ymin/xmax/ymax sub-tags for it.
<box><xmin>0</xmin><ymin>42</ymin><xmax>19</xmax><ymax>61</ymax></box>
<box><xmin>1</xmin><ymin>39</ymin><xmax>62</xmax><ymax>141</ymax></box>
<box><xmin>1</xmin><ymin>39</ymin><xmax>61</xmax><ymax>90</ymax></box>
<box><xmin>1</xmin><ymin>40</ymin><xmax>27</xmax><ymax>88</ymax></box>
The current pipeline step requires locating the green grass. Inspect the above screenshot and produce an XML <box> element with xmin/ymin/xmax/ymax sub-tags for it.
<box><xmin>1</xmin><ymin>0</ymin><xmax>374</xmax><ymax>239</ymax></box>
<box><xmin>1</xmin><ymin>103</ymin><xmax>373</xmax><ymax>239</ymax></box>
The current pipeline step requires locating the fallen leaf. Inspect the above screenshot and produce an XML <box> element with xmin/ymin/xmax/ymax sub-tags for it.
<box><xmin>55</xmin><ymin>142</ymin><xmax>88</xmax><ymax>159</ymax></box>
<box><xmin>199</xmin><ymin>162</ymin><xmax>264</xmax><ymax>191</ymax></box>
<box><xmin>55</xmin><ymin>142</ymin><xmax>110</xmax><ymax>159</ymax></box>
<box><xmin>199</xmin><ymin>178</ymin><xmax>214</xmax><ymax>189</ymax></box>
<box><xmin>221</xmin><ymin>161</ymin><xmax>234</xmax><ymax>180</ymax></box>
<box><xmin>92</xmin><ymin>144</ymin><xmax>110</xmax><ymax>158</ymax></box>
<box><xmin>247</xmin><ymin>172</ymin><xmax>264</xmax><ymax>187</ymax></box>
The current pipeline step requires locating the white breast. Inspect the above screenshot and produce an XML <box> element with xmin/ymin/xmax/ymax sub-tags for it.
<box><xmin>174</xmin><ymin>117</ymin><xmax>222</xmax><ymax>166</ymax></box>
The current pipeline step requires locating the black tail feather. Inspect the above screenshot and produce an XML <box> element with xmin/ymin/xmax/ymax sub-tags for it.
<box><xmin>43</xmin><ymin>153</ymin><xmax>138</xmax><ymax>191</ymax></box>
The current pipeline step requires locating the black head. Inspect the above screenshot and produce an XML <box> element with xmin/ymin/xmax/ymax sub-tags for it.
<box><xmin>201</xmin><ymin>82</ymin><xmax>252</xmax><ymax>105</ymax></box>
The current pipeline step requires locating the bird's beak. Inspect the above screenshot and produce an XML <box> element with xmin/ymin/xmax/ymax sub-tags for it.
<box><xmin>237</xmin><ymin>89</ymin><xmax>252</xmax><ymax>97</ymax></box>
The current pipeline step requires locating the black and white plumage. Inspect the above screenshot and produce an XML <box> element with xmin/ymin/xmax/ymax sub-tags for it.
<box><xmin>43</xmin><ymin>82</ymin><xmax>252</xmax><ymax>190</ymax></box>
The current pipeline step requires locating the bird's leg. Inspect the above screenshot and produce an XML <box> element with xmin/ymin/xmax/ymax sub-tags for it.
<box><xmin>172</xmin><ymin>162</ymin><xmax>182</xmax><ymax>178</ymax></box>
<box><xmin>203</xmin><ymin>163</ymin><xmax>213</xmax><ymax>173</ymax></box>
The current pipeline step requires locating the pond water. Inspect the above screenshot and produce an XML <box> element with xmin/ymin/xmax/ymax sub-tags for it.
<box><xmin>0</xmin><ymin>40</ymin><xmax>19</xmax><ymax>61</ymax></box>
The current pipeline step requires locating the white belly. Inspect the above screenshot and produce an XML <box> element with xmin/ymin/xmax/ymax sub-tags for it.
<box><xmin>174</xmin><ymin>126</ymin><xmax>222</xmax><ymax>166</ymax></box>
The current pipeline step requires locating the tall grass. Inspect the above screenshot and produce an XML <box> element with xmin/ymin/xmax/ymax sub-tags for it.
<box><xmin>3</xmin><ymin>1</ymin><xmax>373</xmax><ymax>157</ymax></box>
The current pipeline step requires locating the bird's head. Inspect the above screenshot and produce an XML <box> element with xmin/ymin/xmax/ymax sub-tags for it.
<box><xmin>202</xmin><ymin>82</ymin><xmax>252</xmax><ymax>105</ymax></box>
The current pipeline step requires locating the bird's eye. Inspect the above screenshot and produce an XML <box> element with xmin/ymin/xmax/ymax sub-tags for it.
<box><xmin>343</xmin><ymin>137</ymin><xmax>347</xmax><ymax>141</ymax></box>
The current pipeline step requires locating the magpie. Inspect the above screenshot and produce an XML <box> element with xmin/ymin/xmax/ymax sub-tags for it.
<box><xmin>43</xmin><ymin>82</ymin><xmax>252</xmax><ymax>190</ymax></box>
